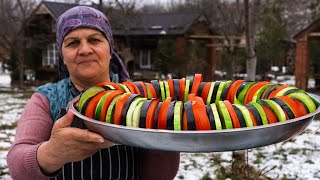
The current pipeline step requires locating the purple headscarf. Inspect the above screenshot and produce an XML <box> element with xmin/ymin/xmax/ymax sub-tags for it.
<box><xmin>56</xmin><ymin>6</ymin><xmax>130</xmax><ymax>82</ymax></box>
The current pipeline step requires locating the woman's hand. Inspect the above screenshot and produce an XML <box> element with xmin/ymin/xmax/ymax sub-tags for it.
<box><xmin>37</xmin><ymin>110</ymin><xmax>115</xmax><ymax>174</ymax></box>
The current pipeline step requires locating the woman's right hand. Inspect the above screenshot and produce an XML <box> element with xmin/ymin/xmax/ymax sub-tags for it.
<box><xmin>37</xmin><ymin>110</ymin><xmax>115</xmax><ymax>174</ymax></box>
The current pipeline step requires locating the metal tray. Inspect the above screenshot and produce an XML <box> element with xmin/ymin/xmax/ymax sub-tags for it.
<box><xmin>67</xmin><ymin>94</ymin><xmax>320</xmax><ymax>152</ymax></box>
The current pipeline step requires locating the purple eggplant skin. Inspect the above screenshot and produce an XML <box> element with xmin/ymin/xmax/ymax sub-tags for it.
<box><xmin>232</xmin><ymin>104</ymin><xmax>247</xmax><ymax>128</ymax></box>
<box><xmin>121</xmin><ymin>94</ymin><xmax>140</xmax><ymax>126</ymax></box>
<box><xmin>166</xmin><ymin>101</ymin><xmax>176</xmax><ymax>130</ymax></box>
<box><xmin>205</xmin><ymin>105</ymin><xmax>216</xmax><ymax>130</ymax></box>
<box><xmin>139</xmin><ymin>99</ymin><xmax>153</xmax><ymax>128</ymax></box>
<box><xmin>184</xmin><ymin>101</ymin><xmax>197</xmax><ymax>130</ymax></box>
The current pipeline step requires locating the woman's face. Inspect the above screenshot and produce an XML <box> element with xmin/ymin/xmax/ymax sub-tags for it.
<box><xmin>62</xmin><ymin>28</ymin><xmax>111</xmax><ymax>89</ymax></box>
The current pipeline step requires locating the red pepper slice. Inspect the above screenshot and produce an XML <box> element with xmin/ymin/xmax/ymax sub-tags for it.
<box><xmin>291</xmin><ymin>98</ymin><xmax>308</xmax><ymax>116</ymax></box>
<box><xmin>96</xmin><ymin>82</ymin><xmax>123</xmax><ymax>92</ymax></box>
<box><xmin>179</xmin><ymin>78</ymin><xmax>186</xmax><ymax>101</ymax></box>
<box><xmin>145</xmin><ymin>82</ymin><xmax>158</xmax><ymax>98</ymax></box>
<box><xmin>85</xmin><ymin>91</ymin><xmax>109</xmax><ymax>119</ymax></box>
<box><xmin>246</xmin><ymin>106</ymin><xmax>258</xmax><ymax>126</ymax></box>
<box><xmin>226</xmin><ymin>79</ymin><xmax>245</xmax><ymax>103</ymax></box>
<box><xmin>190</xmin><ymin>74</ymin><xmax>203</xmax><ymax>95</ymax></box>
<box><xmin>145</xmin><ymin>99</ymin><xmax>160</xmax><ymax>129</ymax></box>
<box><xmin>192</xmin><ymin>100</ymin><xmax>211</xmax><ymax>130</ymax></box>
<box><xmin>167</xmin><ymin>78</ymin><xmax>174</xmax><ymax>99</ymax></box>
<box><xmin>113</xmin><ymin>93</ymin><xmax>131</xmax><ymax>125</ymax></box>
<box><xmin>201</xmin><ymin>82</ymin><xmax>211</xmax><ymax>104</ymax></box>
<box><xmin>261</xmin><ymin>105</ymin><xmax>278</xmax><ymax>124</ymax></box>
<box><xmin>244</xmin><ymin>81</ymin><xmax>270</xmax><ymax>104</ymax></box>
<box><xmin>98</xmin><ymin>90</ymin><xmax>123</xmax><ymax>122</ymax></box>
<box><xmin>158</xmin><ymin>97</ymin><xmax>172</xmax><ymax>129</ymax></box>
<box><xmin>268</xmin><ymin>84</ymin><xmax>290</xmax><ymax>99</ymax></box>
<box><xmin>135</xmin><ymin>81</ymin><xmax>148</xmax><ymax>98</ymax></box>
<box><xmin>121</xmin><ymin>81</ymin><xmax>140</xmax><ymax>94</ymax></box>
<box><xmin>224</xmin><ymin>100</ymin><xmax>241</xmax><ymax>128</ymax></box>
<box><xmin>276</xmin><ymin>96</ymin><xmax>302</xmax><ymax>117</ymax></box>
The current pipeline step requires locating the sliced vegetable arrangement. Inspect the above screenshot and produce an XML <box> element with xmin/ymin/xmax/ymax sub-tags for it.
<box><xmin>76</xmin><ymin>74</ymin><xmax>319</xmax><ymax>131</ymax></box>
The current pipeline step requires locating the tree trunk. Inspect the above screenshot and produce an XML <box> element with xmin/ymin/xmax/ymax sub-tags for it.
<box><xmin>231</xmin><ymin>0</ymin><xmax>260</xmax><ymax>176</ymax></box>
<box><xmin>245</xmin><ymin>0</ymin><xmax>259</xmax><ymax>81</ymax></box>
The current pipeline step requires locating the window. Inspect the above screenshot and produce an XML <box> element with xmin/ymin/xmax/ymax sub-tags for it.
<box><xmin>139</xmin><ymin>50</ymin><xmax>151</xmax><ymax>69</ymax></box>
<box><xmin>42</xmin><ymin>43</ymin><xmax>59</xmax><ymax>67</ymax></box>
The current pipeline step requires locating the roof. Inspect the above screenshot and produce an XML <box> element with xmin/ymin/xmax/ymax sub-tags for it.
<box><xmin>42</xmin><ymin>1</ymin><xmax>78</xmax><ymax>19</ymax></box>
<box><xmin>38</xmin><ymin>1</ymin><xmax>98</xmax><ymax>19</ymax></box>
<box><xmin>111</xmin><ymin>12</ymin><xmax>205</xmax><ymax>36</ymax></box>
<box><xmin>34</xmin><ymin>1</ymin><xmax>209</xmax><ymax>36</ymax></box>
<box><xmin>293</xmin><ymin>18</ymin><xmax>320</xmax><ymax>39</ymax></box>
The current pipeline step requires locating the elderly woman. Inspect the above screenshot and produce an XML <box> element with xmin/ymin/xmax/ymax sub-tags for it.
<box><xmin>7</xmin><ymin>6</ymin><xmax>180</xmax><ymax>180</ymax></box>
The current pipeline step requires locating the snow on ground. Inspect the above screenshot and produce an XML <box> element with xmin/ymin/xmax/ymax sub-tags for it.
<box><xmin>1</xmin><ymin>72</ymin><xmax>320</xmax><ymax>179</ymax></box>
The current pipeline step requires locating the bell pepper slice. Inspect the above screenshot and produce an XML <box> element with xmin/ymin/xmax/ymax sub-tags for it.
<box><xmin>224</xmin><ymin>100</ymin><xmax>241</xmax><ymax>128</ymax></box>
<box><xmin>248</xmin><ymin>102</ymin><xmax>268</xmax><ymax>125</ymax></box>
<box><xmin>179</xmin><ymin>78</ymin><xmax>186</xmax><ymax>101</ymax></box>
<box><xmin>105</xmin><ymin>94</ymin><xmax>122</xmax><ymax>123</ymax></box>
<box><xmin>167</xmin><ymin>78</ymin><xmax>174</xmax><ymax>99</ymax></box>
<box><xmin>270</xmin><ymin>97</ymin><xmax>295</xmax><ymax>120</ymax></box>
<box><xmin>244</xmin><ymin>81</ymin><xmax>270</xmax><ymax>104</ymax></box>
<box><xmin>232</xmin><ymin>104</ymin><xmax>254</xmax><ymax>127</ymax></box>
<box><xmin>158</xmin><ymin>97</ymin><xmax>172</xmax><ymax>129</ymax></box>
<box><xmin>190</xmin><ymin>74</ymin><xmax>203</xmax><ymax>95</ymax></box>
<box><xmin>84</xmin><ymin>91</ymin><xmax>109</xmax><ymax>119</ymax></box>
<box><xmin>113</xmin><ymin>93</ymin><xmax>131</xmax><ymax>125</ymax></box>
<box><xmin>96</xmin><ymin>90</ymin><xmax>123</xmax><ymax>122</ymax></box>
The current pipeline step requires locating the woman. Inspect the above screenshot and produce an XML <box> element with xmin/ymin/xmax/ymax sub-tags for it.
<box><xmin>7</xmin><ymin>6</ymin><xmax>180</xmax><ymax>180</ymax></box>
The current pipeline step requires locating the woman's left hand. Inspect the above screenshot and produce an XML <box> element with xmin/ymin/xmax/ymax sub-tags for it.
<box><xmin>37</xmin><ymin>110</ymin><xmax>115</xmax><ymax>174</ymax></box>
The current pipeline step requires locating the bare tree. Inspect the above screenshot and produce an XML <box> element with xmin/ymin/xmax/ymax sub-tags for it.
<box><xmin>0</xmin><ymin>0</ymin><xmax>37</xmax><ymax>87</ymax></box>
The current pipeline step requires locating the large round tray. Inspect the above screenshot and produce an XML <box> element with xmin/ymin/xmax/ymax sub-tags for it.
<box><xmin>67</xmin><ymin>94</ymin><xmax>320</xmax><ymax>152</ymax></box>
